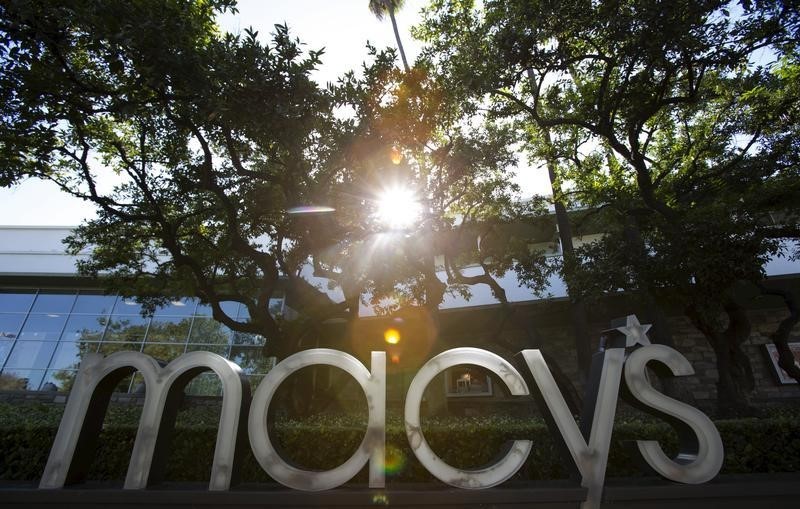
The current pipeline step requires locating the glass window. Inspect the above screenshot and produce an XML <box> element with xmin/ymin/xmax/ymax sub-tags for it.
<box><xmin>41</xmin><ymin>369</ymin><xmax>76</xmax><ymax>392</ymax></box>
<box><xmin>49</xmin><ymin>341</ymin><xmax>98</xmax><ymax>370</ymax></box>
<box><xmin>269</xmin><ymin>298</ymin><xmax>285</xmax><ymax>317</ymax></box>
<box><xmin>0</xmin><ymin>339</ymin><xmax>13</xmax><ymax>365</ymax></box>
<box><xmin>145</xmin><ymin>316</ymin><xmax>192</xmax><ymax>344</ymax></box>
<box><xmin>103</xmin><ymin>315</ymin><xmax>150</xmax><ymax>342</ymax></box>
<box><xmin>185</xmin><ymin>373</ymin><xmax>223</xmax><ymax>396</ymax></box>
<box><xmin>185</xmin><ymin>343</ymin><xmax>229</xmax><ymax>357</ymax></box>
<box><xmin>142</xmin><ymin>343</ymin><xmax>185</xmax><ymax>364</ymax></box>
<box><xmin>154</xmin><ymin>298</ymin><xmax>197</xmax><ymax>317</ymax></box>
<box><xmin>229</xmin><ymin>346</ymin><xmax>273</xmax><ymax>374</ymax></box>
<box><xmin>0</xmin><ymin>369</ymin><xmax>45</xmax><ymax>391</ymax></box>
<box><xmin>5</xmin><ymin>341</ymin><xmax>57</xmax><ymax>369</ymax></box>
<box><xmin>60</xmin><ymin>314</ymin><xmax>108</xmax><ymax>342</ymax></box>
<box><xmin>30</xmin><ymin>290</ymin><xmax>77</xmax><ymax>314</ymax></box>
<box><xmin>188</xmin><ymin>317</ymin><xmax>232</xmax><ymax>345</ymax></box>
<box><xmin>194</xmin><ymin>300</ymin><xmax>240</xmax><ymax>318</ymax></box>
<box><xmin>0</xmin><ymin>290</ymin><xmax>36</xmax><ymax>313</ymax></box>
<box><xmin>18</xmin><ymin>314</ymin><xmax>68</xmax><ymax>341</ymax></box>
<box><xmin>236</xmin><ymin>298</ymin><xmax>284</xmax><ymax>320</ymax></box>
<box><xmin>73</xmin><ymin>292</ymin><xmax>117</xmax><ymax>314</ymax></box>
<box><xmin>0</xmin><ymin>313</ymin><xmax>26</xmax><ymax>339</ymax></box>
<box><xmin>445</xmin><ymin>366</ymin><xmax>494</xmax><ymax>397</ymax></box>
<box><xmin>98</xmin><ymin>342</ymin><xmax>142</xmax><ymax>355</ymax></box>
<box><xmin>112</xmin><ymin>298</ymin><xmax>144</xmax><ymax>315</ymax></box>
<box><xmin>232</xmin><ymin>331</ymin><xmax>265</xmax><ymax>346</ymax></box>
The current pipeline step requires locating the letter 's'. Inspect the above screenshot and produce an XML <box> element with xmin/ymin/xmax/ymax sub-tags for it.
<box><xmin>623</xmin><ymin>344</ymin><xmax>723</xmax><ymax>483</ymax></box>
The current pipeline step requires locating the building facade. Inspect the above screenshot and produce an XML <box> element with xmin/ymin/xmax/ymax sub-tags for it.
<box><xmin>2</xmin><ymin>225</ymin><xmax>800</xmax><ymax>412</ymax></box>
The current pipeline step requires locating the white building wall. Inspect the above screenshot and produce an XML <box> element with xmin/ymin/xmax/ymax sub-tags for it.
<box><xmin>0</xmin><ymin>226</ymin><xmax>90</xmax><ymax>276</ymax></box>
<box><xmin>1</xmin><ymin>226</ymin><xmax>797</xmax><ymax>313</ymax></box>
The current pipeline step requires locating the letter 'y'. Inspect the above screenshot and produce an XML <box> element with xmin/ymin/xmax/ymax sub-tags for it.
<box><xmin>521</xmin><ymin>348</ymin><xmax>624</xmax><ymax>509</ymax></box>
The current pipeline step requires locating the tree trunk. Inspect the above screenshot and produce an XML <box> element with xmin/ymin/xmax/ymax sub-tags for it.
<box><xmin>758</xmin><ymin>284</ymin><xmax>800</xmax><ymax>384</ymax></box>
<box><xmin>545</xmin><ymin>132</ymin><xmax>592</xmax><ymax>378</ymax></box>
<box><xmin>641</xmin><ymin>296</ymin><xmax>696</xmax><ymax>401</ymax></box>
<box><xmin>621</xmin><ymin>215</ymin><xmax>693</xmax><ymax>401</ymax></box>
<box><xmin>686</xmin><ymin>301</ymin><xmax>757</xmax><ymax>417</ymax></box>
<box><xmin>524</xmin><ymin>68</ymin><xmax>592</xmax><ymax>378</ymax></box>
<box><xmin>389</xmin><ymin>7</ymin><xmax>410</xmax><ymax>72</ymax></box>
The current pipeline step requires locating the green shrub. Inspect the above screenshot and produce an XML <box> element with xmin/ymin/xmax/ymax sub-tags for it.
<box><xmin>1</xmin><ymin>402</ymin><xmax>798</xmax><ymax>484</ymax></box>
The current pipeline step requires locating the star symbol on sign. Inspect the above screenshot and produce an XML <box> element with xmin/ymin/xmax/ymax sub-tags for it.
<box><xmin>615</xmin><ymin>315</ymin><xmax>652</xmax><ymax>347</ymax></box>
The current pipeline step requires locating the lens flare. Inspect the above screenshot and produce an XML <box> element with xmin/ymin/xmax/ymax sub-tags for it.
<box><xmin>384</xmin><ymin>328</ymin><xmax>401</xmax><ymax>345</ymax></box>
<box><xmin>375</xmin><ymin>186</ymin><xmax>422</xmax><ymax>229</ymax></box>
<box><xmin>287</xmin><ymin>205</ymin><xmax>335</xmax><ymax>215</ymax></box>
<box><xmin>383</xmin><ymin>445</ymin><xmax>407</xmax><ymax>476</ymax></box>
<box><xmin>390</xmin><ymin>146</ymin><xmax>402</xmax><ymax>165</ymax></box>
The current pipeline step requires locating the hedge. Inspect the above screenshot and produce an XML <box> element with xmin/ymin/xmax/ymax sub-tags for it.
<box><xmin>1</xmin><ymin>403</ymin><xmax>799</xmax><ymax>484</ymax></box>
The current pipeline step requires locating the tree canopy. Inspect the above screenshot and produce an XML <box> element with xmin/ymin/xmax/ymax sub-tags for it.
<box><xmin>417</xmin><ymin>0</ymin><xmax>800</xmax><ymax>413</ymax></box>
<box><xmin>0</xmin><ymin>0</ymin><xmax>552</xmax><ymax>361</ymax></box>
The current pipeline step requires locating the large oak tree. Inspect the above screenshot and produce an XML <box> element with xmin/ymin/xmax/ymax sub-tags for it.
<box><xmin>0</xmin><ymin>0</ymin><xmax>555</xmax><ymax>379</ymax></box>
<box><xmin>418</xmin><ymin>0</ymin><xmax>800</xmax><ymax>415</ymax></box>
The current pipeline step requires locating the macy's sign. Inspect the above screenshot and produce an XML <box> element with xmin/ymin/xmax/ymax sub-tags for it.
<box><xmin>37</xmin><ymin>316</ymin><xmax>723</xmax><ymax>509</ymax></box>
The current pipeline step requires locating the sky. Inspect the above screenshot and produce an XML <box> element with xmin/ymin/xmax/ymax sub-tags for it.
<box><xmin>0</xmin><ymin>0</ymin><xmax>550</xmax><ymax>226</ymax></box>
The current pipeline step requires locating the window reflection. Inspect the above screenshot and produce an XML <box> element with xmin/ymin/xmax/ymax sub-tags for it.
<box><xmin>153</xmin><ymin>298</ymin><xmax>197</xmax><ymax>316</ymax></box>
<box><xmin>103</xmin><ymin>315</ymin><xmax>150</xmax><ymax>342</ymax></box>
<box><xmin>142</xmin><ymin>343</ymin><xmax>185</xmax><ymax>364</ymax></box>
<box><xmin>146</xmin><ymin>316</ymin><xmax>192</xmax><ymax>344</ymax></box>
<box><xmin>0</xmin><ymin>313</ymin><xmax>25</xmax><ymax>339</ymax></box>
<box><xmin>232</xmin><ymin>331</ymin><xmax>265</xmax><ymax>346</ymax></box>
<box><xmin>0</xmin><ymin>340</ymin><xmax>13</xmax><ymax>365</ymax></box>
<box><xmin>49</xmin><ymin>341</ymin><xmax>98</xmax><ymax>370</ymax></box>
<box><xmin>229</xmin><ymin>346</ymin><xmax>274</xmax><ymax>374</ymax></box>
<box><xmin>18</xmin><ymin>314</ymin><xmax>68</xmax><ymax>340</ymax></box>
<box><xmin>41</xmin><ymin>369</ymin><xmax>76</xmax><ymax>392</ymax></box>
<box><xmin>184</xmin><ymin>373</ymin><xmax>223</xmax><ymax>396</ymax></box>
<box><xmin>0</xmin><ymin>286</ymin><xmax>276</xmax><ymax>394</ymax></box>
<box><xmin>72</xmin><ymin>292</ymin><xmax>117</xmax><ymax>314</ymax></box>
<box><xmin>6</xmin><ymin>341</ymin><xmax>57</xmax><ymax>369</ymax></box>
<box><xmin>30</xmin><ymin>291</ymin><xmax>77</xmax><ymax>314</ymax></box>
<box><xmin>189</xmin><ymin>317</ymin><xmax>232</xmax><ymax>345</ymax></box>
<box><xmin>0</xmin><ymin>369</ymin><xmax>45</xmax><ymax>391</ymax></box>
<box><xmin>194</xmin><ymin>300</ymin><xmax>240</xmax><ymax>318</ymax></box>
<box><xmin>98</xmin><ymin>342</ymin><xmax>142</xmax><ymax>355</ymax></box>
<box><xmin>112</xmin><ymin>298</ymin><xmax>144</xmax><ymax>315</ymax></box>
<box><xmin>60</xmin><ymin>314</ymin><xmax>108</xmax><ymax>341</ymax></box>
<box><xmin>0</xmin><ymin>290</ymin><xmax>36</xmax><ymax>313</ymax></box>
<box><xmin>185</xmin><ymin>343</ymin><xmax>229</xmax><ymax>357</ymax></box>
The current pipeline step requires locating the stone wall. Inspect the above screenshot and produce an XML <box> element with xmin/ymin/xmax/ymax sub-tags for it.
<box><xmin>436</xmin><ymin>302</ymin><xmax>800</xmax><ymax>416</ymax></box>
<box><xmin>534</xmin><ymin>307</ymin><xmax>800</xmax><ymax>413</ymax></box>
<box><xmin>670</xmin><ymin>309</ymin><xmax>800</xmax><ymax>407</ymax></box>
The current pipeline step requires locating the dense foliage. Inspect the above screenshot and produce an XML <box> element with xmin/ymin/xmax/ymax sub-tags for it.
<box><xmin>417</xmin><ymin>0</ymin><xmax>800</xmax><ymax>414</ymax></box>
<box><xmin>0</xmin><ymin>0</ymin><xmax>553</xmax><ymax>372</ymax></box>
<box><xmin>1</xmin><ymin>402</ymin><xmax>799</xmax><ymax>483</ymax></box>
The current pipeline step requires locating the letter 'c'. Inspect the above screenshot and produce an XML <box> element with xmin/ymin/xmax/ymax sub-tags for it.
<box><xmin>405</xmin><ymin>348</ymin><xmax>533</xmax><ymax>488</ymax></box>
<box><xmin>248</xmin><ymin>349</ymin><xmax>386</xmax><ymax>491</ymax></box>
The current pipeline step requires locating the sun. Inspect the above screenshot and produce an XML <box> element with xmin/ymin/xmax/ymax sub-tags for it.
<box><xmin>375</xmin><ymin>186</ymin><xmax>422</xmax><ymax>229</ymax></box>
